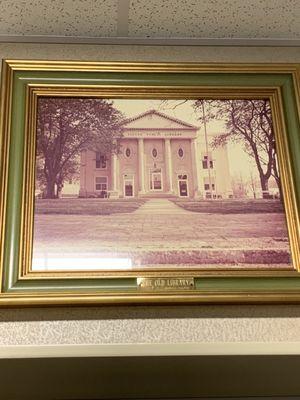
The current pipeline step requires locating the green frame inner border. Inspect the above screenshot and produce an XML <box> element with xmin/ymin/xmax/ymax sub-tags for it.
<box><xmin>2</xmin><ymin>69</ymin><xmax>300</xmax><ymax>294</ymax></box>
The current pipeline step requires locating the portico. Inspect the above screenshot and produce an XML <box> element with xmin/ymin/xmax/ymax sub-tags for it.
<box><xmin>112</xmin><ymin>109</ymin><xmax>200</xmax><ymax>199</ymax></box>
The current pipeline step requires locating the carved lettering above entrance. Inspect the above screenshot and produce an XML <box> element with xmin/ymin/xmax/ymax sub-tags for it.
<box><xmin>123</xmin><ymin>130</ymin><xmax>197</xmax><ymax>139</ymax></box>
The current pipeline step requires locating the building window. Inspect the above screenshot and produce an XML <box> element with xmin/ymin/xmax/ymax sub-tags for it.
<box><xmin>202</xmin><ymin>155</ymin><xmax>213</xmax><ymax>169</ymax></box>
<box><xmin>178</xmin><ymin>148</ymin><xmax>184</xmax><ymax>158</ymax></box>
<box><xmin>95</xmin><ymin>152</ymin><xmax>106</xmax><ymax>169</ymax></box>
<box><xmin>152</xmin><ymin>148</ymin><xmax>158</xmax><ymax>158</ymax></box>
<box><xmin>204</xmin><ymin>183</ymin><xmax>215</xmax><ymax>191</ymax></box>
<box><xmin>95</xmin><ymin>177</ymin><xmax>108</xmax><ymax>198</ymax></box>
<box><xmin>125</xmin><ymin>148</ymin><xmax>131</xmax><ymax>158</ymax></box>
<box><xmin>95</xmin><ymin>176</ymin><xmax>107</xmax><ymax>191</ymax></box>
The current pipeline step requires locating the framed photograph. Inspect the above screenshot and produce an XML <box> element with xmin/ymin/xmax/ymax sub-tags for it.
<box><xmin>0</xmin><ymin>60</ymin><xmax>299</xmax><ymax>305</ymax></box>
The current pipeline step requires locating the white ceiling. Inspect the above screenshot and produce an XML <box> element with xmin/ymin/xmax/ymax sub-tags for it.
<box><xmin>0</xmin><ymin>0</ymin><xmax>299</xmax><ymax>45</ymax></box>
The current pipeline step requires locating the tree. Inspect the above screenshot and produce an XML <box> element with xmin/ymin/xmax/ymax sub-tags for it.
<box><xmin>37</xmin><ymin>98</ymin><xmax>124</xmax><ymax>198</ymax></box>
<box><xmin>159</xmin><ymin>99</ymin><xmax>281</xmax><ymax>198</ymax></box>
<box><xmin>194</xmin><ymin>99</ymin><xmax>278</xmax><ymax>197</ymax></box>
<box><xmin>231</xmin><ymin>174</ymin><xmax>248</xmax><ymax>198</ymax></box>
<box><xmin>248</xmin><ymin>171</ymin><xmax>260</xmax><ymax>199</ymax></box>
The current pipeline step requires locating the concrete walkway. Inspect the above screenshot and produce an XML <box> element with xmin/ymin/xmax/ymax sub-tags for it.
<box><xmin>33</xmin><ymin>210</ymin><xmax>291</xmax><ymax>267</ymax></box>
<box><xmin>133</xmin><ymin>198</ymin><xmax>193</xmax><ymax>215</ymax></box>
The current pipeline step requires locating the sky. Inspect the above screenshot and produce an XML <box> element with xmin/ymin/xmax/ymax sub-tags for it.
<box><xmin>112</xmin><ymin>99</ymin><xmax>260</xmax><ymax>181</ymax></box>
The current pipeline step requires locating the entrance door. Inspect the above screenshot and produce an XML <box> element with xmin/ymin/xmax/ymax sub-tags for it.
<box><xmin>178</xmin><ymin>174</ymin><xmax>188</xmax><ymax>197</ymax></box>
<box><xmin>123</xmin><ymin>174</ymin><xmax>134</xmax><ymax>197</ymax></box>
<box><xmin>150</xmin><ymin>169</ymin><xmax>162</xmax><ymax>191</ymax></box>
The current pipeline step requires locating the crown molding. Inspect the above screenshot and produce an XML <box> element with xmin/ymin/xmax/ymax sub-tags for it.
<box><xmin>0</xmin><ymin>35</ymin><xmax>299</xmax><ymax>47</ymax></box>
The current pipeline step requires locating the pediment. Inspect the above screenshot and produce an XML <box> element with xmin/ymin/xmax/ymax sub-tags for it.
<box><xmin>122</xmin><ymin>110</ymin><xmax>197</xmax><ymax>130</ymax></box>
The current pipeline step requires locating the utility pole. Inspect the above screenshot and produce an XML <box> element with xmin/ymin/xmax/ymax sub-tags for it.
<box><xmin>202</xmin><ymin>101</ymin><xmax>213</xmax><ymax>200</ymax></box>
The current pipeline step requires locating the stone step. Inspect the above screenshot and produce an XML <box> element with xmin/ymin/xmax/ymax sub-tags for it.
<box><xmin>133</xmin><ymin>199</ymin><xmax>193</xmax><ymax>215</ymax></box>
<box><xmin>139</xmin><ymin>193</ymin><xmax>178</xmax><ymax>199</ymax></box>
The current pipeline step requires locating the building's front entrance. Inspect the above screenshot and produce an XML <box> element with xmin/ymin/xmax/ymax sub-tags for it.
<box><xmin>178</xmin><ymin>174</ymin><xmax>188</xmax><ymax>197</ymax></box>
<box><xmin>123</xmin><ymin>174</ymin><xmax>134</xmax><ymax>197</ymax></box>
<box><xmin>150</xmin><ymin>168</ymin><xmax>163</xmax><ymax>191</ymax></box>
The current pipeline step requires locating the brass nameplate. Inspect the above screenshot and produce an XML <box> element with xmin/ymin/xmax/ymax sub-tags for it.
<box><xmin>137</xmin><ymin>277</ymin><xmax>194</xmax><ymax>291</ymax></box>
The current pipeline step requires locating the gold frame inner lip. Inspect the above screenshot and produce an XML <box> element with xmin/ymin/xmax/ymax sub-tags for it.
<box><xmin>21</xmin><ymin>85</ymin><xmax>299</xmax><ymax>280</ymax></box>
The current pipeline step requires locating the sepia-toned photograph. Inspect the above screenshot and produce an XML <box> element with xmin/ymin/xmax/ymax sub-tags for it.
<box><xmin>32</xmin><ymin>97</ymin><xmax>291</xmax><ymax>271</ymax></box>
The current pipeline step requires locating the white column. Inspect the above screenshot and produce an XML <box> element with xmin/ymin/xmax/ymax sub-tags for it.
<box><xmin>138</xmin><ymin>138</ymin><xmax>145</xmax><ymax>193</ymax></box>
<box><xmin>192</xmin><ymin>139</ymin><xmax>202</xmax><ymax>197</ymax></box>
<box><xmin>112</xmin><ymin>153</ymin><xmax>119</xmax><ymax>192</ymax></box>
<box><xmin>165</xmin><ymin>139</ymin><xmax>173</xmax><ymax>192</ymax></box>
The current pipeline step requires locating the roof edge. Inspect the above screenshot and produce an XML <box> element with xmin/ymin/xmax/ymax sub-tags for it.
<box><xmin>121</xmin><ymin>109</ymin><xmax>198</xmax><ymax>129</ymax></box>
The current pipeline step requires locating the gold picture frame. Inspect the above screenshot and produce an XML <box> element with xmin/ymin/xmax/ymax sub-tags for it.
<box><xmin>0</xmin><ymin>60</ymin><xmax>299</xmax><ymax>305</ymax></box>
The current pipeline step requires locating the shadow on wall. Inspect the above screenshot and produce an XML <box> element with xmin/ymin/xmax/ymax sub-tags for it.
<box><xmin>1</xmin><ymin>304</ymin><xmax>300</xmax><ymax>322</ymax></box>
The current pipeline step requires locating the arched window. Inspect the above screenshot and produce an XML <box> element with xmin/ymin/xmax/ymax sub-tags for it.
<box><xmin>125</xmin><ymin>148</ymin><xmax>131</xmax><ymax>158</ymax></box>
<box><xmin>152</xmin><ymin>148</ymin><xmax>158</xmax><ymax>158</ymax></box>
<box><xmin>178</xmin><ymin>148</ymin><xmax>184</xmax><ymax>158</ymax></box>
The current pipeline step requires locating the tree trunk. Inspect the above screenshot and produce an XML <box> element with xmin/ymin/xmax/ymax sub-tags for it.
<box><xmin>45</xmin><ymin>179</ymin><xmax>56</xmax><ymax>198</ymax></box>
<box><xmin>275</xmin><ymin>176</ymin><xmax>283</xmax><ymax>200</ymax></box>
<box><xmin>259</xmin><ymin>175</ymin><xmax>270</xmax><ymax>199</ymax></box>
<box><xmin>272</xmin><ymin>155</ymin><xmax>283</xmax><ymax>199</ymax></box>
<box><xmin>56</xmin><ymin>183</ymin><xmax>63</xmax><ymax>198</ymax></box>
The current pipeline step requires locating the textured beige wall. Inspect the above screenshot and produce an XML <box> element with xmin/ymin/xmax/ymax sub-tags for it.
<box><xmin>1</xmin><ymin>43</ymin><xmax>300</xmax><ymax>346</ymax></box>
<box><xmin>0</xmin><ymin>43</ymin><xmax>299</xmax><ymax>62</ymax></box>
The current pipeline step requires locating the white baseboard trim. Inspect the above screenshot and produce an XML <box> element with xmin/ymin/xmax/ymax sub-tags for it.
<box><xmin>1</xmin><ymin>342</ymin><xmax>300</xmax><ymax>358</ymax></box>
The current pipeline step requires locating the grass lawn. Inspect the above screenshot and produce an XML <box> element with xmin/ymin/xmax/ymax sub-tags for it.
<box><xmin>35</xmin><ymin>198</ymin><xmax>146</xmax><ymax>215</ymax></box>
<box><xmin>172</xmin><ymin>199</ymin><xmax>284</xmax><ymax>214</ymax></box>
